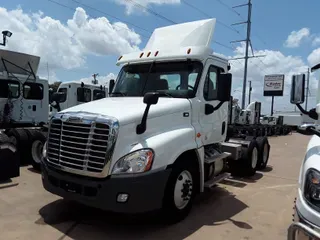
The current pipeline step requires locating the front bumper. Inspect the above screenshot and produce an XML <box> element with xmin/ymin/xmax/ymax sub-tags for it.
<box><xmin>41</xmin><ymin>160</ymin><xmax>171</xmax><ymax>214</ymax></box>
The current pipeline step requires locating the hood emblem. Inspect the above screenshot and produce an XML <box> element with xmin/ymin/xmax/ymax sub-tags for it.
<box><xmin>66</xmin><ymin>116</ymin><xmax>82</xmax><ymax>123</ymax></box>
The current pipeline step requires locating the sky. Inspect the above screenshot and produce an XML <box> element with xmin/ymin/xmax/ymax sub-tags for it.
<box><xmin>1</xmin><ymin>0</ymin><xmax>320</xmax><ymax>114</ymax></box>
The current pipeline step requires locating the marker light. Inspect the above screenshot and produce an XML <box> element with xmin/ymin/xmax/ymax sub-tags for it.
<box><xmin>147</xmin><ymin>52</ymin><xmax>151</xmax><ymax>57</ymax></box>
<box><xmin>187</xmin><ymin>48</ymin><xmax>191</xmax><ymax>54</ymax></box>
<box><xmin>140</xmin><ymin>52</ymin><xmax>144</xmax><ymax>58</ymax></box>
<box><xmin>154</xmin><ymin>51</ymin><xmax>159</xmax><ymax>56</ymax></box>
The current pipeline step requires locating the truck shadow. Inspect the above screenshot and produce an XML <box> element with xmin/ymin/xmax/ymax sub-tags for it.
<box><xmin>37</xmin><ymin>187</ymin><xmax>250</xmax><ymax>240</ymax></box>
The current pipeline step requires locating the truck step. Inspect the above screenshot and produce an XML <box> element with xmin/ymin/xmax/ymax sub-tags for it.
<box><xmin>204</xmin><ymin>172</ymin><xmax>230</xmax><ymax>188</ymax></box>
<box><xmin>204</xmin><ymin>152</ymin><xmax>231</xmax><ymax>164</ymax></box>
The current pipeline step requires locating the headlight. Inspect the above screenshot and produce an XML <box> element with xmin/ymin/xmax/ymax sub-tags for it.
<box><xmin>42</xmin><ymin>141</ymin><xmax>47</xmax><ymax>159</ymax></box>
<box><xmin>304</xmin><ymin>169</ymin><xmax>320</xmax><ymax>208</ymax></box>
<box><xmin>111</xmin><ymin>149</ymin><xmax>154</xmax><ymax>174</ymax></box>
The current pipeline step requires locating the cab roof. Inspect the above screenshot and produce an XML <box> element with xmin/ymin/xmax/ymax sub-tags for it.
<box><xmin>116</xmin><ymin>18</ymin><xmax>226</xmax><ymax>66</ymax></box>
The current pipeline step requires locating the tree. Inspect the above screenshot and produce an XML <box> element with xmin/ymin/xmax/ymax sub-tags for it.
<box><xmin>49</xmin><ymin>81</ymin><xmax>62</xmax><ymax>92</ymax></box>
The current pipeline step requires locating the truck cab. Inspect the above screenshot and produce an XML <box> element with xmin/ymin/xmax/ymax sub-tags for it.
<box><xmin>41</xmin><ymin>19</ymin><xmax>270</xmax><ymax>223</ymax></box>
<box><xmin>49</xmin><ymin>81</ymin><xmax>108</xmax><ymax>119</ymax></box>
<box><xmin>0</xmin><ymin>49</ymin><xmax>49</xmax><ymax>127</ymax></box>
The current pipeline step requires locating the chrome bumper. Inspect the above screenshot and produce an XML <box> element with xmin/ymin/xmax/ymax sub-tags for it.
<box><xmin>288</xmin><ymin>222</ymin><xmax>320</xmax><ymax>240</ymax></box>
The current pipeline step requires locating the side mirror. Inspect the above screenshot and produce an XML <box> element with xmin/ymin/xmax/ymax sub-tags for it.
<box><xmin>290</xmin><ymin>74</ymin><xmax>305</xmax><ymax>104</ymax></box>
<box><xmin>217</xmin><ymin>73</ymin><xmax>232</xmax><ymax>102</ymax></box>
<box><xmin>143</xmin><ymin>92</ymin><xmax>159</xmax><ymax>105</ymax></box>
<box><xmin>51</xmin><ymin>92</ymin><xmax>65</xmax><ymax>103</ymax></box>
<box><xmin>109</xmin><ymin>79</ymin><xmax>115</xmax><ymax>94</ymax></box>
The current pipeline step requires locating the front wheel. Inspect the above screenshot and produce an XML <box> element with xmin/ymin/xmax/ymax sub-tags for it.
<box><xmin>161</xmin><ymin>160</ymin><xmax>197</xmax><ymax>224</ymax></box>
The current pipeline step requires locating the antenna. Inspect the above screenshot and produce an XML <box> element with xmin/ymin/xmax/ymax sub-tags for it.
<box><xmin>92</xmin><ymin>73</ymin><xmax>99</xmax><ymax>84</ymax></box>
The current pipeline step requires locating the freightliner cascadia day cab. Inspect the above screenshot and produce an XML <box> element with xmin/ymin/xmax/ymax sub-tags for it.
<box><xmin>41</xmin><ymin>19</ymin><xmax>271</xmax><ymax>223</ymax></box>
<box><xmin>288</xmin><ymin>66</ymin><xmax>320</xmax><ymax>239</ymax></box>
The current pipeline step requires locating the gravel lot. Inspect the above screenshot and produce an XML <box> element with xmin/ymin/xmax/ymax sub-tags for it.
<box><xmin>0</xmin><ymin>133</ymin><xmax>310</xmax><ymax>240</ymax></box>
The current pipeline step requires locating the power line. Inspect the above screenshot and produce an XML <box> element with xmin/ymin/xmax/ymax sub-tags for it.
<box><xmin>125</xmin><ymin>0</ymin><xmax>176</xmax><ymax>24</ymax></box>
<box><xmin>48</xmin><ymin>0</ymin><xmax>150</xmax><ymax>39</ymax></box>
<box><xmin>70</xmin><ymin>0</ymin><xmax>151</xmax><ymax>33</ymax></box>
<box><xmin>215</xmin><ymin>0</ymin><xmax>243</xmax><ymax>18</ymax></box>
<box><xmin>181</xmin><ymin>0</ymin><xmax>240</xmax><ymax>34</ymax></box>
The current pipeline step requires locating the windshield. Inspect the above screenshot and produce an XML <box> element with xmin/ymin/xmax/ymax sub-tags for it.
<box><xmin>111</xmin><ymin>61</ymin><xmax>203</xmax><ymax>98</ymax></box>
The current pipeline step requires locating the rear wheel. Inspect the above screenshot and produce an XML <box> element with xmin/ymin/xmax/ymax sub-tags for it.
<box><xmin>238</xmin><ymin>140</ymin><xmax>259</xmax><ymax>177</ymax></box>
<box><xmin>5</xmin><ymin>129</ymin><xmax>31</xmax><ymax>165</ymax></box>
<box><xmin>256</xmin><ymin>136</ymin><xmax>270</xmax><ymax>170</ymax></box>
<box><xmin>161</xmin><ymin>159</ymin><xmax>197</xmax><ymax>224</ymax></box>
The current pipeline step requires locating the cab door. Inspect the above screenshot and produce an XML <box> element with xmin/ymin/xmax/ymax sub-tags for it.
<box><xmin>22</xmin><ymin>81</ymin><xmax>47</xmax><ymax>123</ymax></box>
<box><xmin>198</xmin><ymin>59</ymin><xmax>228</xmax><ymax>145</ymax></box>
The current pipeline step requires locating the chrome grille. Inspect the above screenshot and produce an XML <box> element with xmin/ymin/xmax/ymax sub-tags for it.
<box><xmin>46</xmin><ymin>113</ymin><xmax>118</xmax><ymax>177</ymax></box>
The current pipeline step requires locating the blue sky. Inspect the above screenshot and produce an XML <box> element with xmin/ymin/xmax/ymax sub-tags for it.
<box><xmin>1</xmin><ymin>0</ymin><xmax>320</xmax><ymax>112</ymax></box>
<box><xmin>2</xmin><ymin>0</ymin><xmax>319</xmax><ymax>80</ymax></box>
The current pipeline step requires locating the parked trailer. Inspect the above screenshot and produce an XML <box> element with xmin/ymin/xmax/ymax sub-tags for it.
<box><xmin>40</xmin><ymin>18</ymin><xmax>271</xmax><ymax>223</ymax></box>
<box><xmin>227</xmin><ymin>97</ymin><xmax>291</xmax><ymax>139</ymax></box>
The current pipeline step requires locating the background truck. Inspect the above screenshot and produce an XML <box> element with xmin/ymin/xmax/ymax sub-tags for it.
<box><xmin>40</xmin><ymin>18</ymin><xmax>271</xmax><ymax>223</ymax></box>
<box><xmin>287</xmin><ymin>65</ymin><xmax>320</xmax><ymax>239</ymax></box>
<box><xmin>49</xmin><ymin>80</ymin><xmax>109</xmax><ymax>119</ymax></box>
<box><xmin>0</xmin><ymin>31</ymin><xmax>112</xmax><ymax>176</ymax></box>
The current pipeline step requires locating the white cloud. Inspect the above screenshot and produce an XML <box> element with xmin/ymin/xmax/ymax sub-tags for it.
<box><xmin>284</xmin><ymin>28</ymin><xmax>310</xmax><ymax>48</ymax></box>
<box><xmin>115</xmin><ymin>0</ymin><xmax>180</xmax><ymax>15</ymax></box>
<box><xmin>308</xmin><ymin>48</ymin><xmax>320</xmax><ymax>67</ymax></box>
<box><xmin>312</xmin><ymin>37</ymin><xmax>320</xmax><ymax>46</ymax></box>
<box><xmin>228</xmin><ymin>43</ymin><xmax>315</xmax><ymax>114</ymax></box>
<box><xmin>0</xmin><ymin>6</ymin><xmax>141</xmax><ymax>74</ymax></box>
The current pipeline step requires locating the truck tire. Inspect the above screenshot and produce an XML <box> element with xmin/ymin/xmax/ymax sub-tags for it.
<box><xmin>239</xmin><ymin>140</ymin><xmax>259</xmax><ymax>176</ymax></box>
<box><xmin>0</xmin><ymin>133</ymin><xmax>11</xmax><ymax>143</ymax></box>
<box><xmin>28</xmin><ymin>130</ymin><xmax>46</xmax><ymax>171</ymax></box>
<box><xmin>161</xmin><ymin>159</ymin><xmax>197</xmax><ymax>224</ymax></box>
<box><xmin>5</xmin><ymin>129</ymin><xmax>31</xmax><ymax>165</ymax></box>
<box><xmin>256</xmin><ymin>136</ymin><xmax>270</xmax><ymax>170</ymax></box>
<box><xmin>0</xmin><ymin>133</ymin><xmax>19</xmax><ymax>181</ymax></box>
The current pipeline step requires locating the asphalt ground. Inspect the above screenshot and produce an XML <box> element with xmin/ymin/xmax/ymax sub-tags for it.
<box><xmin>0</xmin><ymin>133</ymin><xmax>310</xmax><ymax>240</ymax></box>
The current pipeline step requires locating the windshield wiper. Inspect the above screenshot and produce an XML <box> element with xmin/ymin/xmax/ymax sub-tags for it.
<box><xmin>111</xmin><ymin>92</ymin><xmax>127</xmax><ymax>96</ymax></box>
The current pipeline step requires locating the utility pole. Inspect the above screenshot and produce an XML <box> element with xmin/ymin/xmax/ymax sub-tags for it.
<box><xmin>229</xmin><ymin>0</ymin><xmax>265</xmax><ymax>109</ymax></box>
<box><xmin>248</xmin><ymin>80</ymin><xmax>252</xmax><ymax>103</ymax></box>
<box><xmin>305</xmin><ymin>68</ymin><xmax>310</xmax><ymax>110</ymax></box>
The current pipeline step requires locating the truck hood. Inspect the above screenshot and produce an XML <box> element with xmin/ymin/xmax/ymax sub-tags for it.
<box><xmin>59</xmin><ymin>97</ymin><xmax>191</xmax><ymax>125</ymax></box>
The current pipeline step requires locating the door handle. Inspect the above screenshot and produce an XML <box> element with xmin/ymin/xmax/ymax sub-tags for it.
<box><xmin>32</xmin><ymin>105</ymin><xmax>36</xmax><ymax>111</ymax></box>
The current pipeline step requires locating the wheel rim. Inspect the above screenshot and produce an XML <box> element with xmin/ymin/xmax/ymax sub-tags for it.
<box><xmin>251</xmin><ymin>147</ymin><xmax>258</xmax><ymax>169</ymax></box>
<box><xmin>263</xmin><ymin>143</ymin><xmax>269</xmax><ymax>163</ymax></box>
<box><xmin>32</xmin><ymin>140</ymin><xmax>44</xmax><ymax>164</ymax></box>
<box><xmin>174</xmin><ymin>170</ymin><xmax>193</xmax><ymax>210</ymax></box>
<box><xmin>9</xmin><ymin>136</ymin><xmax>17</xmax><ymax>146</ymax></box>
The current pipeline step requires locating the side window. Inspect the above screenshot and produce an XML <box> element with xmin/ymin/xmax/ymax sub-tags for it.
<box><xmin>77</xmin><ymin>87</ymin><xmax>91</xmax><ymax>102</ymax></box>
<box><xmin>57</xmin><ymin>88</ymin><xmax>67</xmax><ymax>103</ymax></box>
<box><xmin>93</xmin><ymin>89</ymin><xmax>106</xmax><ymax>100</ymax></box>
<box><xmin>23</xmin><ymin>83</ymin><xmax>43</xmax><ymax>100</ymax></box>
<box><xmin>203</xmin><ymin>66</ymin><xmax>218</xmax><ymax>101</ymax></box>
<box><xmin>0</xmin><ymin>80</ymin><xmax>20</xmax><ymax>98</ymax></box>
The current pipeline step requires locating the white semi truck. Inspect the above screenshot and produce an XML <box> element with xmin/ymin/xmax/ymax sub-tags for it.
<box><xmin>0</xmin><ymin>32</ymin><xmax>111</xmax><ymax>175</ymax></box>
<box><xmin>288</xmin><ymin>66</ymin><xmax>320</xmax><ymax>239</ymax></box>
<box><xmin>49</xmin><ymin>80</ymin><xmax>109</xmax><ymax>119</ymax></box>
<box><xmin>40</xmin><ymin>19</ymin><xmax>270</xmax><ymax>223</ymax></box>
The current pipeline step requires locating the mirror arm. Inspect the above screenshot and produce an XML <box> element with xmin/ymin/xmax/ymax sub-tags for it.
<box><xmin>296</xmin><ymin>104</ymin><xmax>318</xmax><ymax>120</ymax></box>
<box><xmin>213</xmin><ymin>101</ymin><xmax>224</xmax><ymax>111</ymax></box>
<box><xmin>307</xmin><ymin>126</ymin><xmax>320</xmax><ymax>138</ymax></box>
<box><xmin>136</xmin><ymin>104</ymin><xmax>151</xmax><ymax>135</ymax></box>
